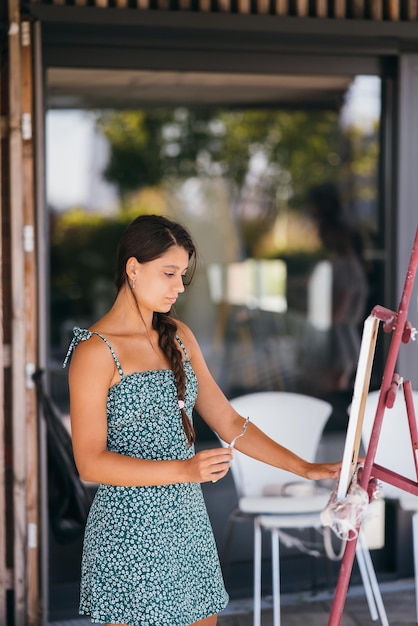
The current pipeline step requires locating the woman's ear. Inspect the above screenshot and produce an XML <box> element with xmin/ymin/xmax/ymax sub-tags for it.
<box><xmin>126</xmin><ymin>256</ymin><xmax>138</xmax><ymax>284</ymax></box>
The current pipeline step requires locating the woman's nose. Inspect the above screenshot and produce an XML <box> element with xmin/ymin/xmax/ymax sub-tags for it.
<box><xmin>176</xmin><ymin>276</ymin><xmax>185</xmax><ymax>293</ymax></box>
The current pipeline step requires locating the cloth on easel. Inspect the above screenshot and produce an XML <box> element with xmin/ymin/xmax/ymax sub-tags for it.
<box><xmin>321</xmin><ymin>468</ymin><xmax>369</xmax><ymax>541</ymax></box>
<box><xmin>320</xmin><ymin>465</ymin><xmax>381</xmax><ymax>559</ymax></box>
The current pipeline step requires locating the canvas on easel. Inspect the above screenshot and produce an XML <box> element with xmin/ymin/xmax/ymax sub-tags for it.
<box><xmin>336</xmin><ymin>314</ymin><xmax>379</xmax><ymax>501</ymax></box>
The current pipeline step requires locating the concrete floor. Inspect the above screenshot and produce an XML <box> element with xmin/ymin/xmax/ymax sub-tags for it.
<box><xmin>48</xmin><ymin>579</ymin><xmax>417</xmax><ymax>625</ymax></box>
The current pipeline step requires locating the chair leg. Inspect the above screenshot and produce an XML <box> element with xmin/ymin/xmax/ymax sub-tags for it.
<box><xmin>271</xmin><ymin>528</ymin><xmax>281</xmax><ymax>626</ymax></box>
<box><xmin>220</xmin><ymin>508</ymin><xmax>241</xmax><ymax>580</ymax></box>
<box><xmin>411</xmin><ymin>512</ymin><xmax>418</xmax><ymax>623</ymax></box>
<box><xmin>254</xmin><ymin>517</ymin><xmax>262</xmax><ymax>626</ymax></box>
<box><xmin>355</xmin><ymin>537</ymin><xmax>378</xmax><ymax>621</ymax></box>
<box><xmin>357</xmin><ymin>530</ymin><xmax>389</xmax><ymax>626</ymax></box>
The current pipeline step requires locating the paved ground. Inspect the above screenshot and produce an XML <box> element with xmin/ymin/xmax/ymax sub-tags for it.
<box><xmin>49</xmin><ymin>578</ymin><xmax>417</xmax><ymax>626</ymax></box>
<box><xmin>217</xmin><ymin>580</ymin><xmax>416</xmax><ymax>625</ymax></box>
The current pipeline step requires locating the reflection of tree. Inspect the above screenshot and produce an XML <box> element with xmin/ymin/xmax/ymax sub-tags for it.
<box><xmin>50</xmin><ymin>208</ymin><xmax>141</xmax><ymax>346</ymax></box>
<box><xmin>96</xmin><ymin>108</ymin><xmax>355</xmax><ymax>255</ymax></box>
<box><xmin>50</xmin><ymin>107</ymin><xmax>379</xmax><ymax>359</ymax></box>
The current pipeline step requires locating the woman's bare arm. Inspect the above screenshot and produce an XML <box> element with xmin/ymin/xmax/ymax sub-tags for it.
<box><xmin>179</xmin><ymin>322</ymin><xmax>341</xmax><ymax>481</ymax></box>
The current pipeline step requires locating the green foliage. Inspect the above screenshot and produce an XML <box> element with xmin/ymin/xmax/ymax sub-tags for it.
<box><xmin>50</xmin><ymin>207</ymin><xmax>145</xmax><ymax>345</ymax></box>
<box><xmin>97</xmin><ymin>111</ymin><xmax>165</xmax><ymax>194</ymax></box>
<box><xmin>95</xmin><ymin>108</ymin><xmax>343</xmax><ymax>205</ymax></box>
<box><xmin>94</xmin><ymin>107</ymin><xmax>354</xmax><ymax>256</ymax></box>
<box><xmin>50</xmin><ymin>105</ymin><xmax>379</xmax><ymax>347</ymax></box>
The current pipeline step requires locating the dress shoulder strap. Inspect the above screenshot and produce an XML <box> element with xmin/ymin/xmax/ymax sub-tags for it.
<box><xmin>175</xmin><ymin>335</ymin><xmax>189</xmax><ymax>360</ymax></box>
<box><xmin>62</xmin><ymin>326</ymin><xmax>124</xmax><ymax>379</ymax></box>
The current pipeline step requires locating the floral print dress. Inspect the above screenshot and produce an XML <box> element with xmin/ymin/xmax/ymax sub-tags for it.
<box><xmin>64</xmin><ymin>327</ymin><xmax>229</xmax><ymax>626</ymax></box>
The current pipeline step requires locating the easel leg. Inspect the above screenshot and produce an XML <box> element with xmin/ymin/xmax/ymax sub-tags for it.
<box><xmin>254</xmin><ymin>518</ymin><xmax>262</xmax><ymax>626</ymax></box>
<box><xmin>328</xmin><ymin>537</ymin><xmax>357</xmax><ymax>626</ymax></box>
<box><xmin>271</xmin><ymin>528</ymin><xmax>281</xmax><ymax>626</ymax></box>
<box><xmin>412</xmin><ymin>512</ymin><xmax>418</xmax><ymax>623</ymax></box>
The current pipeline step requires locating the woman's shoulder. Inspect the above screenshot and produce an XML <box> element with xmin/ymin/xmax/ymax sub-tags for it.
<box><xmin>64</xmin><ymin>325</ymin><xmax>116</xmax><ymax>370</ymax></box>
<box><xmin>176</xmin><ymin>319</ymin><xmax>194</xmax><ymax>340</ymax></box>
<box><xmin>175</xmin><ymin>320</ymin><xmax>202</xmax><ymax>361</ymax></box>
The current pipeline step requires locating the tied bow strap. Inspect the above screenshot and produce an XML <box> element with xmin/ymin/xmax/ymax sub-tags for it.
<box><xmin>62</xmin><ymin>327</ymin><xmax>93</xmax><ymax>368</ymax></box>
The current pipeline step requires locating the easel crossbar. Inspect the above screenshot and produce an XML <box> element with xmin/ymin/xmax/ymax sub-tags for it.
<box><xmin>371</xmin><ymin>464</ymin><xmax>418</xmax><ymax>497</ymax></box>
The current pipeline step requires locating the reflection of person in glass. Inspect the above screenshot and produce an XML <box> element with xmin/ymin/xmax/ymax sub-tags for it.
<box><xmin>63</xmin><ymin>214</ymin><xmax>341</xmax><ymax>626</ymax></box>
<box><xmin>308</xmin><ymin>184</ymin><xmax>369</xmax><ymax>391</ymax></box>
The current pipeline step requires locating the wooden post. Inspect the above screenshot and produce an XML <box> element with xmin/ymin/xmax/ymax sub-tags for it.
<box><xmin>315</xmin><ymin>0</ymin><xmax>328</xmax><ymax>17</ymax></box>
<box><xmin>8</xmin><ymin>4</ymin><xmax>28</xmax><ymax>625</ymax></box>
<box><xmin>352</xmin><ymin>0</ymin><xmax>365</xmax><ymax>17</ymax></box>
<box><xmin>274</xmin><ymin>0</ymin><xmax>288</xmax><ymax>15</ymax></box>
<box><xmin>178</xmin><ymin>0</ymin><xmax>192</xmax><ymax>10</ymax></box>
<box><xmin>256</xmin><ymin>0</ymin><xmax>270</xmax><ymax>13</ymax></box>
<box><xmin>369</xmin><ymin>0</ymin><xmax>383</xmax><ymax>20</ymax></box>
<box><xmin>295</xmin><ymin>0</ymin><xmax>309</xmax><ymax>16</ymax></box>
<box><xmin>217</xmin><ymin>0</ymin><xmax>231</xmax><ymax>11</ymax></box>
<box><xmin>405</xmin><ymin>0</ymin><xmax>418</xmax><ymax>20</ymax></box>
<box><xmin>0</xmin><ymin>35</ymin><xmax>7</xmax><ymax>626</ymax></box>
<box><xmin>388</xmin><ymin>0</ymin><xmax>400</xmax><ymax>20</ymax></box>
<box><xmin>333</xmin><ymin>0</ymin><xmax>346</xmax><ymax>18</ymax></box>
<box><xmin>237</xmin><ymin>0</ymin><xmax>251</xmax><ymax>12</ymax></box>
<box><xmin>7</xmin><ymin>5</ymin><xmax>41</xmax><ymax>625</ymax></box>
<box><xmin>21</xmin><ymin>20</ymin><xmax>40</xmax><ymax>626</ymax></box>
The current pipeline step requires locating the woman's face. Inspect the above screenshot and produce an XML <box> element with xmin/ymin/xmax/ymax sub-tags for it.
<box><xmin>133</xmin><ymin>245</ymin><xmax>190</xmax><ymax>314</ymax></box>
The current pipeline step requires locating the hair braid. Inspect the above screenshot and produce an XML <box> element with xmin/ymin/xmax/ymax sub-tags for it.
<box><xmin>153</xmin><ymin>312</ymin><xmax>196</xmax><ymax>446</ymax></box>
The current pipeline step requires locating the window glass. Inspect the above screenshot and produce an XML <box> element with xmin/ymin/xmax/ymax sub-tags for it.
<box><xmin>47</xmin><ymin>74</ymin><xmax>381</xmax><ymax>431</ymax></box>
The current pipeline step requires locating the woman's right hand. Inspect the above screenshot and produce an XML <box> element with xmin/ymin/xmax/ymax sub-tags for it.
<box><xmin>186</xmin><ymin>448</ymin><xmax>233</xmax><ymax>483</ymax></box>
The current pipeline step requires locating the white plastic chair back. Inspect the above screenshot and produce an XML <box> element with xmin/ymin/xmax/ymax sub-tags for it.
<box><xmin>224</xmin><ymin>391</ymin><xmax>332</xmax><ymax>498</ymax></box>
<box><xmin>360</xmin><ymin>388</ymin><xmax>418</xmax><ymax>499</ymax></box>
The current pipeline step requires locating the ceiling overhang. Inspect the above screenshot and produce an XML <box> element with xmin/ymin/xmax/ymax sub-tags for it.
<box><xmin>47</xmin><ymin>68</ymin><xmax>353</xmax><ymax>110</ymax></box>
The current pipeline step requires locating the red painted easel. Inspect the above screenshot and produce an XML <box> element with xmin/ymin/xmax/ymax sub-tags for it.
<box><xmin>328</xmin><ymin>226</ymin><xmax>418</xmax><ymax>625</ymax></box>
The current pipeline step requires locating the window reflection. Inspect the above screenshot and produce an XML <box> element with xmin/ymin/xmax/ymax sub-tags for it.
<box><xmin>306</xmin><ymin>184</ymin><xmax>369</xmax><ymax>393</ymax></box>
<box><xmin>48</xmin><ymin>74</ymin><xmax>381</xmax><ymax>424</ymax></box>
<box><xmin>207</xmin><ymin>260</ymin><xmax>287</xmax><ymax>312</ymax></box>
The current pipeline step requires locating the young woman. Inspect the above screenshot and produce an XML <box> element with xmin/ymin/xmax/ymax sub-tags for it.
<box><xmin>64</xmin><ymin>214</ymin><xmax>341</xmax><ymax>626</ymax></box>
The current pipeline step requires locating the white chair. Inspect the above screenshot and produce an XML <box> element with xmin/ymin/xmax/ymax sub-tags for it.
<box><xmin>221</xmin><ymin>391</ymin><xmax>387</xmax><ymax>626</ymax></box>
<box><xmin>361</xmin><ymin>387</ymin><xmax>418</xmax><ymax>622</ymax></box>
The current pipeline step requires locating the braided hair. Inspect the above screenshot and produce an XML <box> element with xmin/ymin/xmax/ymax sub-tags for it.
<box><xmin>115</xmin><ymin>215</ymin><xmax>197</xmax><ymax>445</ymax></box>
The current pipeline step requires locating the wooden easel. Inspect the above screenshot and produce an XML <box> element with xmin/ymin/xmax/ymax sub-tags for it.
<box><xmin>328</xmin><ymin>226</ymin><xmax>418</xmax><ymax>626</ymax></box>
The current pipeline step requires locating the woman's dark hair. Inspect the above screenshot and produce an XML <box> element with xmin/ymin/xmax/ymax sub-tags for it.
<box><xmin>116</xmin><ymin>214</ymin><xmax>197</xmax><ymax>445</ymax></box>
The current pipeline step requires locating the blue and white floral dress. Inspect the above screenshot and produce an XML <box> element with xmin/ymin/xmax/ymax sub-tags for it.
<box><xmin>64</xmin><ymin>327</ymin><xmax>229</xmax><ymax>626</ymax></box>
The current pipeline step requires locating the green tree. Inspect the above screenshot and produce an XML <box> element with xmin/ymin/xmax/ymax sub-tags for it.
<box><xmin>96</xmin><ymin>108</ymin><xmax>345</xmax><ymax>251</ymax></box>
<box><xmin>97</xmin><ymin>108</ymin><xmax>342</xmax><ymax>203</ymax></box>
<box><xmin>97</xmin><ymin>111</ymin><xmax>165</xmax><ymax>195</ymax></box>
<box><xmin>50</xmin><ymin>207</ymin><xmax>142</xmax><ymax>346</ymax></box>
<box><xmin>50</xmin><ymin>106</ymin><xmax>379</xmax><ymax>350</ymax></box>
